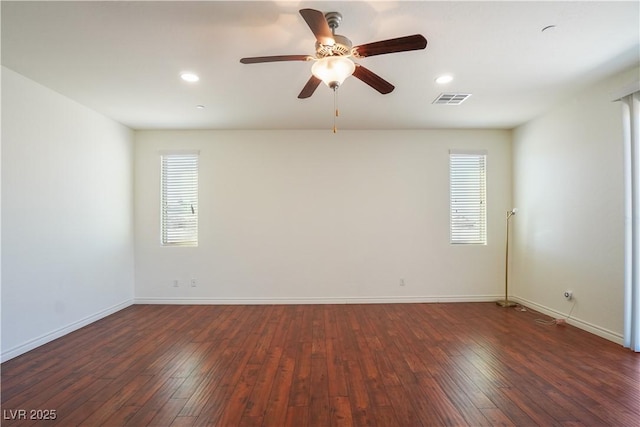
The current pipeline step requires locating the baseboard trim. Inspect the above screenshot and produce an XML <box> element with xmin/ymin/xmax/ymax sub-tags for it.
<box><xmin>511</xmin><ymin>296</ymin><xmax>624</xmax><ymax>345</ymax></box>
<box><xmin>1</xmin><ymin>299</ymin><xmax>135</xmax><ymax>362</ymax></box>
<box><xmin>134</xmin><ymin>295</ymin><xmax>501</xmax><ymax>305</ymax></box>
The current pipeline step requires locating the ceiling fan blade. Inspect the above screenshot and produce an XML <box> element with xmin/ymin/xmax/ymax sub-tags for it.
<box><xmin>299</xmin><ymin>8</ymin><xmax>335</xmax><ymax>46</ymax></box>
<box><xmin>353</xmin><ymin>65</ymin><xmax>395</xmax><ymax>94</ymax></box>
<box><xmin>298</xmin><ymin>76</ymin><xmax>322</xmax><ymax>99</ymax></box>
<box><xmin>353</xmin><ymin>34</ymin><xmax>427</xmax><ymax>58</ymax></box>
<box><xmin>240</xmin><ymin>55</ymin><xmax>312</xmax><ymax>64</ymax></box>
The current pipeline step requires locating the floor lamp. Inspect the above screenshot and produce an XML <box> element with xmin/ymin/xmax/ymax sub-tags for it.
<box><xmin>497</xmin><ymin>209</ymin><xmax>517</xmax><ymax>307</ymax></box>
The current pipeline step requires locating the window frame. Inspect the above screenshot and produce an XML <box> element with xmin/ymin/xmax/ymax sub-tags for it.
<box><xmin>449</xmin><ymin>149</ymin><xmax>487</xmax><ymax>245</ymax></box>
<box><xmin>160</xmin><ymin>151</ymin><xmax>199</xmax><ymax>247</ymax></box>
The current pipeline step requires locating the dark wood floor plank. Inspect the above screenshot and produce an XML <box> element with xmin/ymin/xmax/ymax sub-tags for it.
<box><xmin>311</xmin><ymin>305</ymin><xmax>327</xmax><ymax>358</ymax></box>
<box><xmin>428</xmin><ymin>346</ymin><xmax>497</xmax><ymax>410</ymax></box>
<box><xmin>480</xmin><ymin>407</ymin><xmax>517</xmax><ymax>426</ymax></box>
<box><xmin>285</xmin><ymin>405</ymin><xmax>309</xmax><ymax>427</ymax></box>
<box><xmin>415</xmin><ymin>372</ymin><xmax>473</xmax><ymax>426</ymax></box>
<box><xmin>169</xmin><ymin>414</ymin><xmax>197</xmax><ymax>427</ymax></box>
<box><xmin>195</xmin><ymin>309</ymin><xmax>290</xmax><ymax>426</ymax></box>
<box><xmin>1</xmin><ymin>302</ymin><xmax>639</xmax><ymax>427</ymax></box>
<box><xmin>326</xmin><ymin>337</ymin><xmax>349</xmax><ymax>397</ymax></box>
<box><xmin>177</xmin><ymin>306</ymin><xmax>269</xmax><ymax>420</ymax></box>
<box><xmin>371</xmin><ymin>350</ymin><xmax>402</xmax><ymax>388</ymax></box>
<box><xmin>309</xmin><ymin>356</ymin><xmax>332</xmax><ymax>426</ymax></box>
<box><xmin>52</xmin><ymin>399</ymin><xmax>106</xmax><ymax>426</ymax></box>
<box><xmin>330</xmin><ymin>395</ymin><xmax>355</xmax><ymax>427</ymax></box>
<box><xmin>46</xmin><ymin>378</ymin><xmax>113</xmax><ymax>426</ymax></box>
<box><xmin>261</xmin><ymin>353</ymin><xmax>296</xmax><ymax>427</ymax></box>
<box><xmin>384</xmin><ymin>385</ymin><xmax>425</xmax><ymax>427</ymax></box>
<box><xmin>428</xmin><ymin>369</ymin><xmax>493</xmax><ymax>427</ymax></box>
<box><xmin>481</xmin><ymin>392</ymin><xmax>534</xmax><ymax>427</ymax></box>
<box><xmin>216</xmin><ymin>363</ymin><xmax>261</xmax><ymax>426</ymax></box>
<box><xmin>123</xmin><ymin>377</ymin><xmax>187</xmax><ymax>426</ymax></box>
<box><xmin>344</xmin><ymin>358</ymin><xmax>377</xmax><ymax>427</ymax></box>
<box><xmin>150</xmin><ymin>398</ymin><xmax>190</xmax><ymax>426</ymax></box>
<box><xmin>334</xmin><ymin>306</ymin><xmax>360</xmax><ymax>362</ymax></box>
<box><xmin>493</xmin><ymin>386</ymin><xmax>563</xmax><ymax>427</ymax></box>
<box><xmin>1</xmin><ymin>371</ymin><xmax>84</xmax><ymax>412</ymax></box>
<box><xmin>78</xmin><ymin>374</ymin><xmax>156</xmax><ymax>426</ymax></box>
<box><xmin>288</xmin><ymin>341</ymin><xmax>312</xmax><ymax>407</ymax></box>
<box><xmin>244</xmin><ymin>346</ymin><xmax>284</xmax><ymax>418</ymax></box>
<box><xmin>323</xmin><ymin>305</ymin><xmax>339</xmax><ymax>340</ymax></box>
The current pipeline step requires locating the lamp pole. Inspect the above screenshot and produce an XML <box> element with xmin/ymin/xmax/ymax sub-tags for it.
<box><xmin>497</xmin><ymin>209</ymin><xmax>517</xmax><ymax>307</ymax></box>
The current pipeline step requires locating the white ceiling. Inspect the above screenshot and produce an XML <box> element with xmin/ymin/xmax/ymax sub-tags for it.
<box><xmin>2</xmin><ymin>1</ymin><xmax>639</xmax><ymax>131</ymax></box>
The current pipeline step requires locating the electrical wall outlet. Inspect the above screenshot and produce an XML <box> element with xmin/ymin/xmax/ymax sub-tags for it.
<box><xmin>190</xmin><ymin>278</ymin><xmax>197</xmax><ymax>287</ymax></box>
<box><xmin>400</xmin><ymin>279</ymin><xmax>405</xmax><ymax>287</ymax></box>
<box><xmin>172</xmin><ymin>280</ymin><xmax>179</xmax><ymax>288</ymax></box>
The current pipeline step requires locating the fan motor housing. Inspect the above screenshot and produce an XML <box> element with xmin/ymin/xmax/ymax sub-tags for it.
<box><xmin>316</xmin><ymin>34</ymin><xmax>352</xmax><ymax>58</ymax></box>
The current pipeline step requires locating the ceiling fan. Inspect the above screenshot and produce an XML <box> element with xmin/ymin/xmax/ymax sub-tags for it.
<box><xmin>240</xmin><ymin>8</ymin><xmax>427</xmax><ymax>99</ymax></box>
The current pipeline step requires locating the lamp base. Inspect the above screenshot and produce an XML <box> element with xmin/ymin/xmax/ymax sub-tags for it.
<box><xmin>496</xmin><ymin>300</ymin><xmax>517</xmax><ymax>307</ymax></box>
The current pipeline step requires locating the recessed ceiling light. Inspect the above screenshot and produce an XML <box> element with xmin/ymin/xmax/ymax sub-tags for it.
<box><xmin>180</xmin><ymin>72</ymin><xmax>200</xmax><ymax>82</ymax></box>
<box><xmin>435</xmin><ymin>75</ymin><xmax>454</xmax><ymax>85</ymax></box>
<box><xmin>196</xmin><ymin>105</ymin><xmax>205</xmax><ymax>110</ymax></box>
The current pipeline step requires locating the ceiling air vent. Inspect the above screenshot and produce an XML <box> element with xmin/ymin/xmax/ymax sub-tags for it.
<box><xmin>432</xmin><ymin>93</ymin><xmax>472</xmax><ymax>105</ymax></box>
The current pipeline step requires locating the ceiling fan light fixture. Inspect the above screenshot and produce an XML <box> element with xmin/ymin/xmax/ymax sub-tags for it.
<box><xmin>311</xmin><ymin>56</ymin><xmax>355</xmax><ymax>89</ymax></box>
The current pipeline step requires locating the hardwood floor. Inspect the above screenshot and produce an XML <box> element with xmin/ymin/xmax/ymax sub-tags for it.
<box><xmin>2</xmin><ymin>303</ymin><xmax>639</xmax><ymax>426</ymax></box>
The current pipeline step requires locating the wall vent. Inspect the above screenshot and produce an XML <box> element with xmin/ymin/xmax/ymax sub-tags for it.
<box><xmin>432</xmin><ymin>93</ymin><xmax>472</xmax><ymax>105</ymax></box>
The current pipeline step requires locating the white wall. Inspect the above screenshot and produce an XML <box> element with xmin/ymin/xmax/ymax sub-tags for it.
<box><xmin>135</xmin><ymin>129</ymin><xmax>511</xmax><ymax>303</ymax></box>
<box><xmin>1</xmin><ymin>67</ymin><xmax>135</xmax><ymax>361</ymax></box>
<box><xmin>511</xmin><ymin>66</ymin><xmax>640</xmax><ymax>343</ymax></box>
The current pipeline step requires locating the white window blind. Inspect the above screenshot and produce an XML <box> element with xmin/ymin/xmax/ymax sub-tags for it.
<box><xmin>450</xmin><ymin>151</ymin><xmax>487</xmax><ymax>244</ymax></box>
<box><xmin>161</xmin><ymin>153</ymin><xmax>198</xmax><ymax>246</ymax></box>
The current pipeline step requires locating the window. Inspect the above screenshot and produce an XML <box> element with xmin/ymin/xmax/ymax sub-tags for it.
<box><xmin>450</xmin><ymin>150</ymin><xmax>487</xmax><ymax>244</ymax></box>
<box><xmin>161</xmin><ymin>152</ymin><xmax>199</xmax><ymax>246</ymax></box>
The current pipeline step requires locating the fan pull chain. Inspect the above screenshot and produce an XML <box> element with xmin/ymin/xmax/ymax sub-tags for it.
<box><xmin>333</xmin><ymin>86</ymin><xmax>339</xmax><ymax>133</ymax></box>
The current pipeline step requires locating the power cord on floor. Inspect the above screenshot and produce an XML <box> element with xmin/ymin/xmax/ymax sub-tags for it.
<box><xmin>514</xmin><ymin>304</ymin><xmax>527</xmax><ymax>312</ymax></box>
<box><xmin>535</xmin><ymin>300</ymin><xmax>576</xmax><ymax>326</ymax></box>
